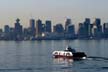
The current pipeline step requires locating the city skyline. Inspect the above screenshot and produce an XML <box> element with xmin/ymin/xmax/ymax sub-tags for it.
<box><xmin>0</xmin><ymin>0</ymin><xmax>108</xmax><ymax>28</ymax></box>
<box><xmin>1</xmin><ymin>18</ymin><xmax>108</xmax><ymax>41</ymax></box>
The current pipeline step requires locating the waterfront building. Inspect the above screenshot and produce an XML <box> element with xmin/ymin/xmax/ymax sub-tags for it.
<box><xmin>93</xmin><ymin>18</ymin><xmax>102</xmax><ymax>39</ymax></box>
<box><xmin>14</xmin><ymin>18</ymin><xmax>23</xmax><ymax>40</ymax></box>
<box><xmin>89</xmin><ymin>24</ymin><xmax>94</xmax><ymax>37</ymax></box>
<box><xmin>4</xmin><ymin>25</ymin><xmax>10</xmax><ymax>33</ymax></box>
<box><xmin>67</xmin><ymin>24</ymin><xmax>75</xmax><ymax>34</ymax></box>
<box><xmin>29</xmin><ymin>19</ymin><xmax>36</xmax><ymax>37</ymax></box>
<box><xmin>95</xmin><ymin>18</ymin><xmax>101</xmax><ymax>28</ymax></box>
<box><xmin>103</xmin><ymin>23</ymin><xmax>108</xmax><ymax>38</ymax></box>
<box><xmin>45</xmin><ymin>20</ymin><xmax>52</xmax><ymax>33</ymax></box>
<box><xmin>65</xmin><ymin>24</ymin><xmax>75</xmax><ymax>39</ymax></box>
<box><xmin>83</xmin><ymin>18</ymin><xmax>90</xmax><ymax>38</ymax></box>
<box><xmin>36</xmin><ymin>19</ymin><xmax>43</xmax><ymax>37</ymax></box>
<box><xmin>9</xmin><ymin>27</ymin><xmax>15</xmax><ymax>40</ymax></box>
<box><xmin>65</xmin><ymin>18</ymin><xmax>72</xmax><ymax>31</ymax></box>
<box><xmin>78</xmin><ymin>23</ymin><xmax>85</xmax><ymax>38</ymax></box>
<box><xmin>4</xmin><ymin>25</ymin><xmax>10</xmax><ymax>40</ymax></box>
<box><xmin>53</xmin><ymin>23</ymin><xmax>64</xmax><ymax>33</ymax></box>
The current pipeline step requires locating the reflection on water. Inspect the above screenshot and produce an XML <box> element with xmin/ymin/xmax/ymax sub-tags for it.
<box><xmin>52</xmin><ymin>58</ymin><xmax>75</xmax><ymax>72</ymax></box>
<box><xmin>53</xmin><ymin>58</ymin><xmax>73</xmax><ymax>65</ymax></box>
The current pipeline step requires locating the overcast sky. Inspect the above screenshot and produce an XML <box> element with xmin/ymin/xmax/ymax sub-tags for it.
<box><xmin>0</xmin><ymin>0</ymin><xmax>108</xmax><ymax>28</ymax></box>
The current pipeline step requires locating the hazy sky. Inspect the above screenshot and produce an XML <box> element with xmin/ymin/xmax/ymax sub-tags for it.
<box><xmin>0</xmin><ymin>0</ymin><xmax>108</xmax><ymax>28</ymax></box>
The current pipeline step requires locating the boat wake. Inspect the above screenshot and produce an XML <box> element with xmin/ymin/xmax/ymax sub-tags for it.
<box><xmin>87</xmin><ymin>56</ymin><xmax>108</xmax><ymax>61</ymax></box>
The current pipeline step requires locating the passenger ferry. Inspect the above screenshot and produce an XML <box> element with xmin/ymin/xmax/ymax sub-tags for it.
<box><xmin>52</xmin><ymin>46</ymin><xmax>87</xmax><ymax>60</ymax></box>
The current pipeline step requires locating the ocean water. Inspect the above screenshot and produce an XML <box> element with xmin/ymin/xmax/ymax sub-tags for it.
<box><xmin>0</xmin><ymin>40</ymin><xmax>107</xmax><ymax>72</ymax></box>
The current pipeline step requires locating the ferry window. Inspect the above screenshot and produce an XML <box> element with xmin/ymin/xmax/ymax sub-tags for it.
<box><xmin>66</xmin><ymin>53</ymin><xmax>70</xmax><ymax>56</ymax></box>
<box><xmin>55</xmin><ymin>52</ymin><xmax>58</xmax><ymax>55</ymax></box>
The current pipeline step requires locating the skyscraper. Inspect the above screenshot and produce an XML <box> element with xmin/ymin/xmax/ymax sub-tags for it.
<box><xmin>93</xmin><ymin>18</ymin><xmax>102</xmax><ymax>39</ymax></box>
<box><xmin>53</xmin><ymin>24</ymin><xmax>64</xmax><ymax>33</ymax></box>
<box><xmin>45</xmin><ymin>20</ymin><xmax>52</xmax><ymax>33</ymax></box>
<box><xmin>30</xmin><ymin>19</ymin><xmax>35</xmax><ymax>29</ymax></box>
<box><xmin>78</xmin><ymin>23</ymin><xmax>85</xmax><ymax>38</ymax></box>
<box><xmin>67</xmin><ymin>24</ymin><xmax>75</xmax><ymax>35</ymax></box>
<box><xmin>29</xmin><ymin>19</ymin><xmax>36</xmax><ymax>37</ymax></box>
<box><xmin>95</xmin><ymin>18</ymin><xmax>101</xmax><ymax>27</ymax></box>
<box><xmin>65</xmin><ymin>18</ymin><xmax>72</xmax><ymax>31</ymax></box>
<box><xmin>90</xmin><ymin>24</ymin><xmax>94</xmax><ymax>37</ymax></box>
<box><xmin>14</xmin><ymin>18</ymin><xmax>23</xmax><ymax>39</ymax></box>
<box><xmin>83</xmin><ymin>18</ymin><xmax>90</xmax><ymax>38</ymax></box>
<box><xmin>4</xmin><ymin>25</ymin><xmax>10</xmax><ymax>33</ymax></box>
<box><xmin>103</xmin><ymin>23</ymin><xmax>108</xmax><ymax>38</ymax></box>
<box><xmin>36</xmin><ymin>19</ymin><xmax>43</xmax><ymax>36</ymax></box>
<box><xmin>4</xmin><ymin>25</ymin><xmax>10</xmax><ymax>40</ymax></box>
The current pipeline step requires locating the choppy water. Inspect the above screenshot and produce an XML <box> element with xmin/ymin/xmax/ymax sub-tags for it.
<box><xmin>0</xmin><ymin>40</ymin><xmax>108</xmax><ymax>72</ymax></box>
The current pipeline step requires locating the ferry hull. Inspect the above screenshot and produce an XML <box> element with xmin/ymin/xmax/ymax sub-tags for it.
<box><xmin>53</xmin><ymin>55</ymin><xmax>86</xmax><ymax>60</ymax></box>
<box><xmin>53</xmin><ymin>55</ymin><xmax>73</xmax><ymax>59</ymax></box>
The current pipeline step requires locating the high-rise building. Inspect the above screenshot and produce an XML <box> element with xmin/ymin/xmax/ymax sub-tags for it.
<box><xmin>36</xmin><ymin>19</ymin><xmax>43</xmax><ymax>36</ymax></box>
<box><xmin>67</xmin><ymin>24</ymin><xmax>75</xmax><ymax>35</ymax></box>
<box><xmin>65</xmin><ymin>18</ymin><xmax>72</xmax><ymax>31</ymax></box>
<box><xmin>42</xmin><ymin>24</ymin><xmax>45</xmax><ymax>33</ymax></box>
<box><xmin>4</xmin><ymin>25</ymin><xmax>10</xmax><ymax>33</ymax></box>
<box><xmin>103</xmin><ymin>23</ymin><xmax>108</xmax><ymax>38</ymax></box>
<box><xmin>95</xmin><ymin>18</ymin><xmax>101</xmax><ymax>27</ymax></box>
<box><xmin>53</xmin><ymin>24</ymin><xmax>64</xmax><ymax>33</ymax></box>
<box><xmin>30</xmin><ymin>19</ymin><xmax>35</xmax><ymax>29</ymax></box>
<box><xmin>93</xmin><ymin>25</ymin><xmax>102</xmax><ymax>39</ymax></box>
<box><xmin>83</xmin><ymin>18</ymin><xmax>90</xmax><ymax>37</ymax></box>
<box><xmin>14</xmin><ymin>18</ymin><xmax>23</xmax><ymax>39</ymax></box>
<box><xmin>90</xmin><ymin>24</ymin><xmax>94</xmax><ymax>37</ymax></box>
<box><xmin>10</xmin><ymin>27</ymin><xmax>15</xmax><ymax>40</ymax></box>
<box><xmin>4</xmin><ymin>25</ymin><xmax>10</xmax><ymax>40</ymax></box>
<box><xmin>29</xmin><ymin>19</ymin><xmax>36</xmax><ymax>37</ymax></box>
<box><xmin>64</xmin><ymin>24</ymin><xmax>75</xmax><ymax>39</ymax></box>
<box><xmin>45</xmin><ymin>20</ymin><xmax>52</xmax><ymax>33</ymax></box>
<box><xmin>93</xmin><ymin>18</ymin><xmax>102</xmax><ymax>39</ymax></box>
<box><xmin>78</xmin><ymin>23</ymin><xmax>85</xmax><ymax>38</ymax></box>
<box><xmin>95</xmin><ymin>18</ymin><xmax>102</xmax><ymax>32</ymax></box>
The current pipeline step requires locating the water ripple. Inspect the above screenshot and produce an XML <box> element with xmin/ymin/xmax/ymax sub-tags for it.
<box><xmin>0</xmin><ymin>67</ymin><xmax>46</xmax><ymax>71</ymax></box>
